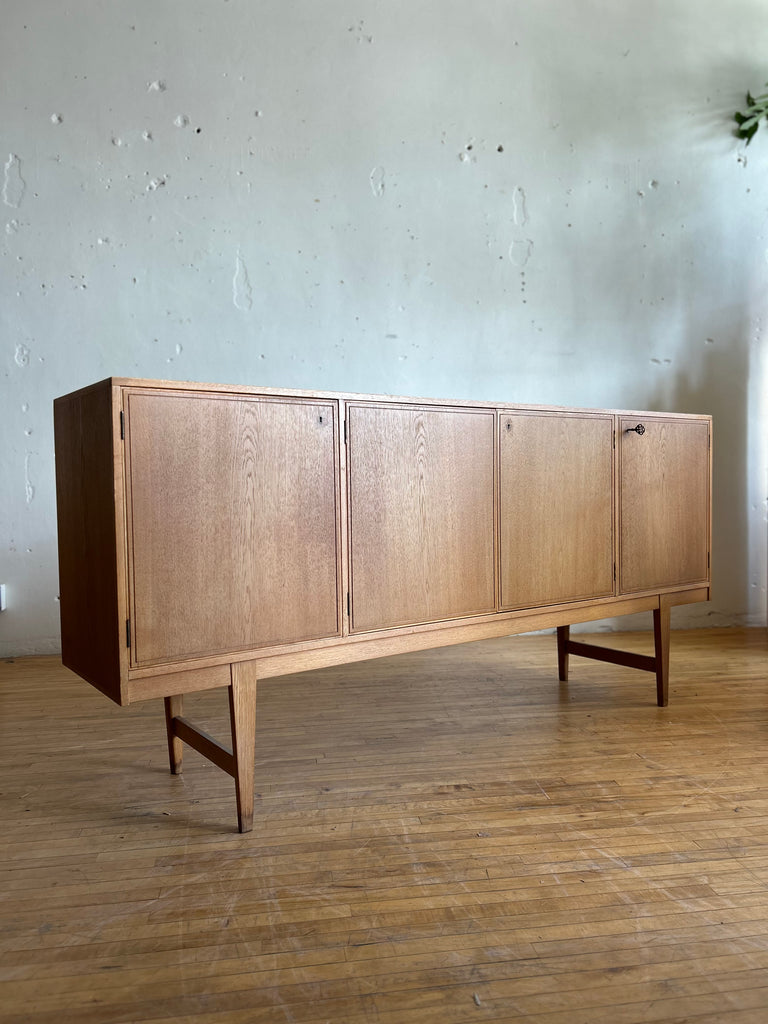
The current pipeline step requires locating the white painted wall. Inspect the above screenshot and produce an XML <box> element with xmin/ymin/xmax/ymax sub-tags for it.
<box><xmin>2</xmin><ymin>0</ymin><xmax>767</xmax><ymax>656</ymax></box>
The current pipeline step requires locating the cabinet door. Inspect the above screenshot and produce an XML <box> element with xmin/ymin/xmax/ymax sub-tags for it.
<box><xmin>619</xmin><ymin>417</ymin><xmax>710</xmax><ymax>593</ymax></box>
<box><xmin>126</xmin><ymin>391</ymin><xmax>340</xmax><ymax>666</ymax></box>
<box><xmin>499</xmin><ymin>413</ymin><xmax>614</xmax><ymax>610</ymax></box>
<box><xmin>348</xmin><ymin>404</ymin><xmax>495</xmax><ymax>632</ymax></box>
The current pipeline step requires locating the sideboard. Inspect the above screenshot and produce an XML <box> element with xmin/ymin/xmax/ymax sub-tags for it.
<box><xmin>54</xmin><ymin>378</ymin><xmax>712</xmax><ymax>832</ymax></box>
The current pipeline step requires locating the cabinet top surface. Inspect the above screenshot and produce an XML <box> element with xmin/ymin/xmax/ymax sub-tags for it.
<box><xmin>54</xmin><ymin>376</ymin><xmax>712</xmax><ymax>421</ymax></box>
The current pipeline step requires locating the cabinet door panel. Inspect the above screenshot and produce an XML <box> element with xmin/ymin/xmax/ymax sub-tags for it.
<box><xmin>127</xmin><ymin>392</ymin><xmax>339</xmax><ymax>665</ymax></box>
<box><xmin>348</xmin><ymin>405</ymin><xmax>495</xmax><ymax>632</ymax></box>
<box><xmin>619</xmin><ymin>417</ymin><xmax>710</xmax><ymax>593</ymax></box>
<box><xmin>500</xmin><ymin>413</ymin><xmax>614</xmax><ymax>609</ymax></box>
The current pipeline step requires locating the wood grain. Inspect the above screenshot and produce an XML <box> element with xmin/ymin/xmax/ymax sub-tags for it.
<box><xmin>499</xmin><ymin>413</ymin><xmax>614</xmax><ymax>609</ymax></box>
<box><xmin>53</xmin><ymin>382</ymin><xmax>123</xmax><ymax>704</ymax></box>
<box><xmin>654</xmin><ymin>594</ymin><xmax>672</xmax><ymax>707</ymax></box>
<box><xmin>2</xmin><ymin>629</ymin><xmax>768</xmax><ymax>1023</ymax></box>
<box><xmin>125</xmin><ymin>391</ymin><xmax>340</xmax><ymax>665</ymax></box>
<box><xmin>619</xmin><ymin>416</ymin><xmax>710</xmax><ymax>593</ymax></box>
<box><xmin>347</xmin><ymin>404</ymin><xmax>496</xmax><ymax>631</ymax></box>
<box><xmin>163</xmin><ymin>695</ymin><xmax>183</xmax><ymax>773</ymax></box>
<box><xmin>229</xmin><ymin>661</ymin><xmax>258</xmax><ymax>834</ymax></box>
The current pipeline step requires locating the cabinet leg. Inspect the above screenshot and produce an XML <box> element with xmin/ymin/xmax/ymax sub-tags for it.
<box><xmin>653</xmin><ymin>600</ymin><xmax>671</xmax><ymax>708</ymax></box>
<box><xmin>164</xmin><ymin>695</ymin><xmax>184</xmax><ymax>774</ymax></box>
<box><xmin>557</xmin><ymin>626</ymin><xmax>570</xmax><ymax>682</ymax></box>
<box><xmin>229</xmin><ymin>663</ymin><xmax>258</xmax><ymax>834</ymax></box>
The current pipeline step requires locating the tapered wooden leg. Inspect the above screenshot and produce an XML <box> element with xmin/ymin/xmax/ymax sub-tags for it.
<box><xmin>164</xmin><ymin>695</ymin><xmax>184</xmax><ymax>774</ymax></box>
<box><xmin>653</xmin><ymin>599</ymin><xmax>671</xmax><ymax>708</ymax></box>
<box><xmin>557</xmin><ymin>626</ymin><xmax>570</xmax><ymax>682</ymax></box>
<box><xmin>229</xmin><ymin>662</ymin><xmax>258</xmax><ymax>834</ymax></box>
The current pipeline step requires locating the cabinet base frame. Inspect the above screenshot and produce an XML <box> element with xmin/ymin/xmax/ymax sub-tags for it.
<box><xmin>160</xmin><ymin>592</ymin><xmax>700</xmax><ymax>832</ymax></box>
<box><xmin>163</xmin><ymin>662</ymin><xmax>257</xmax><ymax>833</ymax></box>
<box><xmin>557</xmin><ymin>595</ymin><xmax>673</xmax><ymax>706</ymax></box>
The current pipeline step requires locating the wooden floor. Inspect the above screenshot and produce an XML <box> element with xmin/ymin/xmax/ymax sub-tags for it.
<box><xmin>1</xmin><ymin>628</ymin><xmax>768</xmax><ymax>1024</ymax></box>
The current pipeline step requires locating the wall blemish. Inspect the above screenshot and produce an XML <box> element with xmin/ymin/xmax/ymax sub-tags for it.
<box><xmin>50</xmin><ymin>113</ymin><xmax>63</xmax><ymax>125</ymax></box>
<box><xmin>512</xmin><ymin>186</ymin><xmax>528</xmax><ymax>227</ymax></box>
<box><xmin>3</xmin><ymin>155</ymin><xmax>26</xmax><ymax>209</ymax></box>
<box><xmin>348</xmin><ymin>20</ymin><xmax>373</xmax><ymax>44</ymax></box>
<box><xmin>369</xmin><ymin>166</ymin><xmax>385</xmax><ymax>198</ymax></box>
<box><xmin>509</xmin><ymin>239</ymin><xmax>533</xmax><ymax>268</ymax></box>
<box><xmin>14</xmin><ymin>343</ymin><xmax>30</xmax><ymax>367</ymax></box>
<box><xmin>459</xmin><ymin>141</ymin><xmax>476</xmax><ymax>164</ymax></box>
<box><xmin>24</xmin><ymin>452</ymin><xmax>34</xmax><ymax>505</ymax></box>
<box><xmin>233</xmin><ymin>251</ymin><xmax>252</xmax><ymax>311</ymax></box>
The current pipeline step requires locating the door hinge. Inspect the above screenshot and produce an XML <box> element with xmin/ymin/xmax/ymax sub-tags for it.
<box><xmin>346</xmin><ymin>592</ymin><xmax>351</xmax><ymax>617</ymax></box>
<box><xmin>613</xmin><ymin>563</ymin><xmax>617</xmax><ymax>582</ymax></box>
<box><xmin>613</xmin><ymin>430</ymin><xmax>616</xmax><ymax>450</ymax></box>
<box><xmin>126</xmin><ymin>619</ymin><xmax>131</xmax><ymax>648</ymax></box>
<box><xmin>120</xmin><ymin>410</ymin><xmax>125</xmax><ymax>440</ymax></box>
<box><xmin>343</xmin><ymin>419</ymin><xmax>348</xmax><ymax>444</ymax></box>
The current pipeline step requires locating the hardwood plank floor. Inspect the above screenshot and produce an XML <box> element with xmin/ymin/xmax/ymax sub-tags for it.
<box><xmin>1</xmin><ymin>627</ymin><xmax>767</xmax><ymax>1023</ymax></box>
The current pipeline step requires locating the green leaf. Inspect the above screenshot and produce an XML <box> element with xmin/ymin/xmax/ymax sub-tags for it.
<box><xmin>736</xmin><ymin>122</ymin><xmax>759</xmax><ymax>144</ymax></box>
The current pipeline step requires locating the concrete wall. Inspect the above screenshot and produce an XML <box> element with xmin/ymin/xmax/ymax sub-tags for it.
<box><xmin>2</xmin><ymin>0</ymin><xmax>767</xmax><ymax>656</ymax></box>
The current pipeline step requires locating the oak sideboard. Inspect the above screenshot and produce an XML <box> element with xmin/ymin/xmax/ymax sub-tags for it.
<box><xmin>54</xmin><ymin>378</ymin><xmax>712</xmax><ymax>832</ymax></box>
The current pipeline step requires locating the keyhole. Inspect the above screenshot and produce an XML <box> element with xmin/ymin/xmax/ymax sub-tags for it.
<box><xmin>506</xmin><ymin>421</ymin><xmax>512</xmax><ymax>431</ymax></box>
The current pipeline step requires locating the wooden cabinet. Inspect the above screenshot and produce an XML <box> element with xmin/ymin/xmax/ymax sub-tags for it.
<box><xmin>347</xmin><ymin>404</ymin><xmax>495</xmax><ymax>632</ymax></box>
<box><xmin>499</xmin><ymin>412</ymin><xmax>614</xmax><ymax>610</ymax></box>
<box><xmin>54</xmin><ymin>379</ymin><xmax>712</xmax><ymax>833</ymax></box>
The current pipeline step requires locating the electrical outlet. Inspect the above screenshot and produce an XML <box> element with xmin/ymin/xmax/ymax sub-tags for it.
<box><xmin>0</xmin><ymin>584</ymin><xmax>6</xmax><ymax>611</ymax></box>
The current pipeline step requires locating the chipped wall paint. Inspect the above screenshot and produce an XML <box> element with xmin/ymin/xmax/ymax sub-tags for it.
<box><xmin>1</xmin><ymin>0</ymin><xmax>767</xmax><ymax>655</ymax></box>
<box><xmin>369</xmin><ymin>167</ymin><xmax>385</xmax><ymax>198</ymax></box>
<box><xmin>232</xmin><ymin>251</ymin><xmax>253</xmax><ymax>311</ymax></box>
<box><xmin>2</xmin><ymin>154</ymin><xmax>25</xmax><ymax>209</ymax></box>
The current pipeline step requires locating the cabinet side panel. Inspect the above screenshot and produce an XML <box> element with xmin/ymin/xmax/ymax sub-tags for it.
<box><xmin>54</xmin><ymin>385</ymin><xmax>122</xmax><ymax>703</ymax></box>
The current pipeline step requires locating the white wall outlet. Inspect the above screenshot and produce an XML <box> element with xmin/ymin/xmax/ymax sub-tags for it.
<box><xmin>0</xmin><ymin>584</ymin><xmax>6</xmax><ymax>611</ymax></box>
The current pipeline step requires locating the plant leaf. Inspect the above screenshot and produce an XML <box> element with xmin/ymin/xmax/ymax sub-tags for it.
<box><xmin>736</xmin><ymin>122</ymin><xmax>759</xmax><ymax>144</ymax></box>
